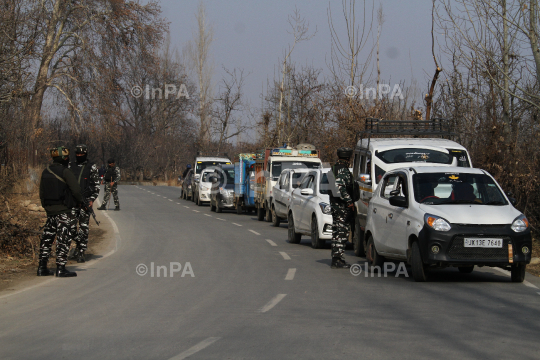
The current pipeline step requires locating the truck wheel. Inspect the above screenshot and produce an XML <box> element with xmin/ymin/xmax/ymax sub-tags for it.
<box><xmin>265</xmin><ymin>206</ymin><xmax>272</xmax><ymax>222</ymax></box>
<box><xmin>458</xmin><ymin>266</ymin><xmax>474</xmax><ymax>274</ymax></box>
<box><xmin>288</xmin><ymin>213</ymin><xmax>302</xmax><ymax>244</ymax></box>
<box><xmin>411</xmin><ymin>241</ymin><xmax>428</xmax><ymax>282</ymax></box>
<box><xmin>236</xmin><ymin>203</ymin><xmax>243</xmax><ymax>215</ymax></box>
<box><xmin>271</xmin><ymin>207</ymin><xmax>280</xmax><ymax>227</ymax></box>
<box><xmin>216</xmin><ymin>203</ymin><xmax>223</xmax><ymax>213</ymax></box>
<box><xmin>354</xmin><ymin>221</ymin><xmax>366</xmax><ymax>257</ymax></box>
<box><xmin>511</xmin><ymin>264</ymin><xmax>526</xmax><ymax>283</ymax></box>
<box><xmin>257</xmin><ymin>207</ymin><xmax>265</xmax><ymax>221</ymax></box>
<box><xmin>310</xmin><ymin>216</ymin><xmax>325</xmax><ymax>249</ymax></box>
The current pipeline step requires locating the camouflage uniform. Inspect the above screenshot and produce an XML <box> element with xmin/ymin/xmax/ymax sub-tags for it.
<box><xmin>330</xmin><ymin>158</ymin><xmax>354</xmax><ymax>261</ymax></box>
<box><xmin>103</xmin><ymin>166</ymin><xmax>121</xmax><ymax>208</ymax></box>
<box><xmin>69</xmin><ymin>161</ymin><xmax>100</xmax><ymax>252</ymax></box>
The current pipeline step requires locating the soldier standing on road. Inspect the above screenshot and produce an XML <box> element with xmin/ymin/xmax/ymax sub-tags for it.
<box><xmin>98</xmin><ymin>158</ymin><xmax>121</xmax><ymax>211</ymax></box>
<box><xmin>37</xmin><ymin>146</ymin><xmax>84</xmax><ymax>278</ymax></box>
<box><xmin>329</xmin><ymin>147</ymin><xmax>355</xmax><ymax>269</ymax></box>
<box><xmin>68</xmin><ymin>144</ymin><xmax>100</xmax><ymax>263</ymax></box>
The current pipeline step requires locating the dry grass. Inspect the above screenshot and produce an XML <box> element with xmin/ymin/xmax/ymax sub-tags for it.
<box><xmin>527</xmin><ymin>234</ymin><xmax>540</xmax><ymax>277</ymax></box>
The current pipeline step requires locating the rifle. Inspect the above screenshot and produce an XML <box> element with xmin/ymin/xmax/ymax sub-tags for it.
<box><xmin>82</xmin><ymin>188</ymin><xmax>100</xmax><ymax>226</ymax></box>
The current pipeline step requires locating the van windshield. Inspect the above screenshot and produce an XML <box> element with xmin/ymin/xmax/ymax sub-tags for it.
<box><xmin>196</xmin><ymin>161</ymin><xmax>230</xmax><ymax>173</ymax></box>
<box><xmin>271</xmin><ymin>161</ymin><xmax>321</xmax><ymax>178</ymax></box>
<box><xmin>376</xmin><ymin>148</ymin><xmax>452</xmax><ymax>164</ymax></box>
<box><xmin>412</xmin><ymin>172</ymin><xmax>507</xmax><ymax>205</ymax></box>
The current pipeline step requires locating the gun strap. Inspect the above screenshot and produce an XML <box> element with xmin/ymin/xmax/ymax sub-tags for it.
<box><xmin>47</xmin><ymin>165</ymin><xmax>66</xmax><ymax>184</ymax></box>
<box><xmin>78</xmin><ymin>164</ymin><xmax>86</xmax><ymax>185</ymax></box>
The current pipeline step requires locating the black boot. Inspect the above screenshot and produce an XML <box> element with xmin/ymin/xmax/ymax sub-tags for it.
<box><xmin>331</xmin><ymin>258</ymin><xmax>340</xmax><ymax>269</ymax></box>
<box><xmin>331</xmin><ymin>258</ymin><xmax>351</xmax><ymax>269</ymax></box>
<box><xmin>114</xmin><ymin>205</ymin><xmax>120</xmax><ymax>211</ymax></box>
<box><xmin>56</xmin><ymin>265</ymin><xmax>77</xmax><ymax>277</ymax></box>
<box><xmin>68</xmin><ymin>248</ymin><xmax>79</xmax><ymax>260</ymax></box>
<box><xmin>76</xmin><ymin>250</ymin><xmax>86</xmax><ymax>263</ymax></box>
<box><xmin>97</xmin><ymin>204</ymin><xmax>106</xmax><ymax>210</ymax></box>
<box><xmin>37</xmin><ymin>259</ymin><xmax>53</xmax><ymax>276</ymax></box>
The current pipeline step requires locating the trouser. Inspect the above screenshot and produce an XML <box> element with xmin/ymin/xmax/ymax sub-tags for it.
<box><xmin>103</xmin><ymin>183</ymin><xmax>119</xmax><ymax>207</ymax></box>
<box><xmin>73</xmin><ymin>207</ymin><xmax>90</xmax><ymax>251</ymax></box>
<box><xmin>331</xmin><ymin>202</ymin><xmax>353</xmax><ymax>260</ymax></box>
<box><xmin>39</xmin><ymin>212</ymin><xmax>77</xmax><ymax>266</ymax></box>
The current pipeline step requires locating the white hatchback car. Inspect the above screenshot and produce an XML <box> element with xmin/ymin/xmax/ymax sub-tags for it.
<box><xmin>194</xmin><ymin>169</ymin><xmax>214</xmax><ymax>206</ymax></box>
<box><xmin>271</xmin><ymin>169</ymin><xmax>311</xmax><ymax>227</ymax></box>
<box><xmin>365</xmin><ymin>166</ymin><xmax>532</xmax><ymax>282</ymax></box>
<box><xmin>287</xmin><ymin>169</ymin><xmax>334</xmax><ymax>249</ymax></box>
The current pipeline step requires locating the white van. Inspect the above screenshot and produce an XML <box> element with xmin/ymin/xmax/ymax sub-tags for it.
<box><xmin>351</xmin><ymin>118</ymin><xmax>473</xmax><ymax>257</ymax></box>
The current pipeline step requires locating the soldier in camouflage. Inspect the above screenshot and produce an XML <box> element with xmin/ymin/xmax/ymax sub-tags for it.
<box><xmin>37</xmin><ymin>146</ymin><xmax>84</xmax><ymax>278</ymax></box>
<box><xmin>98</xmin><ymin>158</ymin><xmax>121</xmax><ymax>211</ymax></box>
<box><xmin>68</xmin><ymin>144</ymin><xmax>100</xmax><ymax>263</ymax></box>
<box><xmin>329</xmin><ymin>147</ymin><xmax>355</xmax><ymax>269</ymax></box>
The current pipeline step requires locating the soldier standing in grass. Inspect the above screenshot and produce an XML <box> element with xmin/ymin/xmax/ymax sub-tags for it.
<box><xmin>329</xmin><ymin>147</ymin><xmax>355</xmax><ymax>269</ymax></box>
<box><xmin>68</xmin><ymin>144</ymin><xmax>100</xmax><ymax>263</ymax></box>
<box><xmin>37</xmin><ymin>146</ymin><xmax>83</xmax><ymax>278</ymax></box>
<box><xmin>98</xmin><ymin>158</ymin><xmax>121</xmax><ymax>211</ymax></box>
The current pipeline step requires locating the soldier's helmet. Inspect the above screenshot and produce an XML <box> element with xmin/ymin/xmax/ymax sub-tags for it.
<box><xmin>75</xmin><ymin>144</ymin><xmax>88</xmax><ymax>154</ymax></box>
<box><xmin>337</xmin><ymin>147</ymin><xmax>353</xmax><ymax>159</ymax></box>
<box><xmin>50</xmin><ymin>146</ymin><xmax>70</xmax><ymax>160</ymax></box>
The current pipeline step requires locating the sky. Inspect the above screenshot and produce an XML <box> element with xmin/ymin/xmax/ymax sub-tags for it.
<box><xmin>160</xmin><ymin>0</ymin><xmax>437</xmax><ymax>116</ymax></box>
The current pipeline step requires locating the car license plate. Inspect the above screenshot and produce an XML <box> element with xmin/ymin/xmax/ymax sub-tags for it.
<box><xmin>464</xmin><ymin>238</ymin><xmax>503</xmax><ymax>248</ymax></box>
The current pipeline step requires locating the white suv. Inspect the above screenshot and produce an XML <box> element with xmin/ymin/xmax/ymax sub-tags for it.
<box><xmin>365</xmin><ymin>166</ymin><xmax>532</xmax><ymax>282</ymax></box>
<box><xmin>287</xmin><ymin>169</ymin><xmax>334</xmax><ymax>249</ymax></box>
<box><xmin>271</xmin><ymin>169</ymin><xmax>310</xmax><ymax>227</ymax></box>
<box><xmin>194</xmin><ymin>169</ymin><xmax>214</xmax><ymax>206</ymax></box>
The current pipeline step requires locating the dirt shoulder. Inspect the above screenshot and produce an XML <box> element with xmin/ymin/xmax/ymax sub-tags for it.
<box><xmin>0</xmin><ymin>208</ymin><xmax>114</xmax><ymax>295</ymax></box>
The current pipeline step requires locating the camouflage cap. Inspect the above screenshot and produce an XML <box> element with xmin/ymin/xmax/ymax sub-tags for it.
<box><xmin>50</xmin><ymin>146</ymin><xmax>70</xmax><ymax>159</ymax></box>
<box><xmin>336</xmin><ymin>147</ymin><xmax>353</xmax><ymax>159</ymax></box>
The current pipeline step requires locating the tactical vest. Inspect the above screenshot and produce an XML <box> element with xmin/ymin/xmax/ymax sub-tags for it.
<box><xmin>330</xmin><ymin>163</ymin><xmax>354</xmax><ymax>203</ymax></box>
<box><xmin>104</xmin><ymin>167</ymin><xmax>115</xmax><ymax>182</ymax></box>
<box><xmin>70</xmin><ymin>161</ymin><xmax>93</xmax><ymax>195</ymax></box>
<box><xmin>41</xmin><ymin>164</ymin><xmax>69</xmax><ymax>206</ymax></box>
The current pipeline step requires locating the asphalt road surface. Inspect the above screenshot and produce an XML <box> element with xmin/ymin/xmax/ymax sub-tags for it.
<box><xmin>1</xmin><ymin>185</ymin><xmax>540</xmax><ymax>360</ymax></box>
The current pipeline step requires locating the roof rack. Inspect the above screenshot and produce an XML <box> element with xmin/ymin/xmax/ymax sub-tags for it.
<box><xmin>356</xmin><ymin>117</ymin><xmax>457</xmax><ymax>149</ymax></box>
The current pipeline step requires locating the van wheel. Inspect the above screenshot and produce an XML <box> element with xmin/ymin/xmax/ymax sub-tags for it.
<box><xmin>265</xmin><ymin>206</ymin><xmax>272</xmax><ymax>222</ymax></box>
<box><xmin>310</xmin><ymin>216</ymin><xmax>325</xmax><ymax>249</ymax></box>
<box><xmin>288</xmin><ymin>213</ymin><xmax>302</xmax><ymax>244</ymax></box>
<box><xmin>271</xmin><ymin>207</ymin><xmax>281</xmax><ymax>227</ymax></box>
<box><xmin>366</xmin><ymin>236</ymin><xmax>384</xmax><ymax>269</ymax></box>
<box><xmin>216</xmin><ymin>203</ymin><xmax>223</xmax><ymax>213</ymax></box>
<box><xmin>458</xmin><ymin>266</ymin><xmax>474</xmax><ymax>274</ymax></box>
<box><xmin>411</xmin><ymin>241</ymin><xmax>428</xmax><ymax>282</ymax></box>
<box><xmin>210</xmin><ymin>200</ymin><xmax>216</xmax><ymax>212</ymax></box>
<box><xmin>511</xmin><ymin>264</ymin><xmax>526</xmax><ymax>283</ymax></box>
<box><xmin>236</xmin><ymin>203</ymin><xmax>243</xmax><ymax>215</ymax></box>
<box><xmin>257</xmin><ymin>207</ymin><xmax>265</xmax><ymax>221</ymax></box>
<box><xmin>354</xmin><ymin>222</ymin><xmax>366</xmax><ymax>257</ymax></box>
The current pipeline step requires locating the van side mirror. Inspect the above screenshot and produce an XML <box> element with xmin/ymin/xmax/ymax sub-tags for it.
<box><xmin>301</xmin><ymin>188</ymin><xmax>314</xmax><ymax>196</ymax></box>
<box><xmin>389</xmin><ymin>196</ymin><xmax>408</xmax><ymax>208</ymax></box>
<box><xmin>358</xmin><ymin>173</ymin><xmax>372</xmax><ymax>185</ymax></box>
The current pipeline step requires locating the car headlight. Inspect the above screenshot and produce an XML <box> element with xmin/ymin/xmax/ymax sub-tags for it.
<box><xmin>219</xmin><ymin>187</ymin><xmax>225</xmax><ymax>195</ymax></box>
<box><xmin>425</xmin><ymin>214</ymin><xmax>451</xmax><ymax>231</ymax></box>
<box><xmin>319</xmin><ymin>202</ymin><xmax>332</xmax><ymax>214</ymax></box>
<box><xmin>200</xmin><ymin>185</ymin><xmax>209</xmax><ymax>191</ymax></box>
<box><xmin>511</xmin><ymin>214</ymin><xmax>529</xmax><ymax>232</ymax></box>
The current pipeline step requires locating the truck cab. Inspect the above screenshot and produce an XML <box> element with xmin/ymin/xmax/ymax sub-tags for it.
<box><xmin>352</xmin><ymin>118</ymin><xmax>473</xmax><ymax>257</ymax></box>
<box><xmin>254</xmin><ymin>144</ymin><xmax>323</xmax><ymax>222</ymax></box>
<box><xmin>234</xmin><ymin>153</ymin><xmax>257</xmax><ymax>214</ymax></box>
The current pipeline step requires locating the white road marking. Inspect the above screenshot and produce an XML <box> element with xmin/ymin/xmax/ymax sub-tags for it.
<box><xmin>285</xmin><ymin>268</ymin><xmax>296</xmax><ymax>280</ymax></box>
<box><xmin>249</xmin><ymin>230</ymin><xmax>260</xmax><ymax>235</ymax></box>
<box><xmin>169</xmin><ymin>337</ymin><xmax>221</xmax><ymax>360</ymax></box>
<box><xmin>193</xmin><ymin>210</ymin><xmax>200</xmax><ymax>213</ymax></box>
<box><xmin>493</xmin><ymin>268</ymin><xmax>539</xmax><ymax>289</ymax></box>
<box><xmin>205</xmin><ymin>214</ymin><xmax>212</xmax><ymax>217</ymax></box>
<box><xmin>232</xmin><ymin>223</ymin><xmax>242</xmax><ymax>227</ymax></box>
<box><xmin>177</xmin><ymin>203</ymin><xmax>181</xmax><ymax>204</ymax></box>
<box><xmin>216</xmin><ymin>218</ymin><xmax>226</xmax><ymax>221</ymax></box>
<box><xmin>524</xmin><ymin>281</ymin><xmax>539</xmax><ymax>289</ymax></box>
<box><xmin>260</xmin><ymin>294</ymin><xmax>287</xmax><ymax>313</ymax></box>
<box><xmin>279</xmin><ymin>252</ymin><xmax>291</xmax><ymax>260</ymax></box>
<box><xmin>168</xmin><ymin>199</ymin><xmax>173</xmax><ymax>202</ymax></box>
<box><xmin>184</xmin><ymin>206</ymin><xmax>190</xmax><ymax>209</ymax></box>
<box><xmin>266</xmin><ymin>239</ymin><xmax>277</xmax><ymax>246</ymax></box>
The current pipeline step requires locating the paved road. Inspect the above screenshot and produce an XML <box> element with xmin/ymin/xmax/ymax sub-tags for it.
<box><xmin>1</xmin><ymin>185</ymin><xmax>540</xmax><ymax>359</ymax></box>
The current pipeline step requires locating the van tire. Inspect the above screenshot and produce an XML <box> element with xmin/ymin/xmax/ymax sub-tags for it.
<box><xmin>288</xmin><ymin>213</ymin><xmax>302</xmax><ymax>244</ymax></box>
<box><xmin>257</xmin><ymin>207</ymin><xmax>265</xmax><ymax>221</ymax></box>
<box><xmin>458</xmin><ymin>266</ymin><xmax>474</xmax><ymax>274</ymax></box>
<box><xmin>216</xmin><ymin>203</ymin><xmax>223</xmax><ymax>213</ymax></box>
<box><xmin>354</xmin><ymin>222</ymin><xmax>366</xmax><ymax>257</ymax></box>
<box><xmin>511</xmin><ymin>264</ymin><xmax>526</xmax><ymax>283</ymax></box>
<box><xmin>366</xmin><ymin>236</ymin><xmax>384</xmax><ymax>270</ymax></box>
<box><xmin>210</xmin><ymin>200</ymin><xmax>216</xmax><ymax>212</ymax></box>
<box><xmin>265</xmin><ymin>206</ymin><xmax>272</xmax><ymax>222</ymax></box>
<box><xmin>271</xmin><ymin>207</ymin><xmax>280</xmax><ymax>227</ymax></box>
<box><xmin>236</xmin><ymin>203</ymin><xmax>243</xmax><ymax>215</ymax></box>
<box><xmin>310</xmin><ymin>216</ymin><xmax>325</xmax><ymax>249</ymax></box>
<box><xmin>411</xmin><ymin>241</ymin><xmax>428</xmax><ymax>282</ymax></box>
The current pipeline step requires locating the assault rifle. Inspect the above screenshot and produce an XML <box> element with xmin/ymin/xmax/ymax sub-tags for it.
<box><xmin>82</xmin><ymin>188</ymin><xmax>100</xmax><ymax>226</ymax></box>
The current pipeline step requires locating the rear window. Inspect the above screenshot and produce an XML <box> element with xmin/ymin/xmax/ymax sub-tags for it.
<box><xmin>376</xmin><ymin>148</ymin><xmax>452</xmax><ymax>164</ymax></box>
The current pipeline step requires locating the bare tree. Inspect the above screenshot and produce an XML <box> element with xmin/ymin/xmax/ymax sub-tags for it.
<box><xmin>186</xmin><ymin>0</ymin><xmax>215</xmax><ymax>148</ymax></box>
<box><xmin>425</xmin><ymin>0</ymin><xmax>442</xmax><ymax>121</ymax></box>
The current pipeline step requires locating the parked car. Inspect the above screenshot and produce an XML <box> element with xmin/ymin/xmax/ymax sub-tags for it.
<box><xmin>271</xmin><ymin>168</ymin><xmax>311</xmax><ymax>227</ymax></box>
<box><xmin>181</xmin><ymin>169</ymin><xmax>194</xmax><ymax>200</ymax></box>
<box><xmin>194</xmin><ymin>168</ymin><xmax>214</xmax><ymax>206</ymax></box>
<box><xmin>287</xmin><ymin>169</ymin><xmax>334</xmax><ymax>249</ymax></box>
<box><xmin>210</xmin><ymin>165</ymin><xmax>236</xmax><ymax>213</ymax></box>
<box><xmin>364</xmin><ymin>166</ymin><xmax>532</xmax><ymax>282</ymax></box>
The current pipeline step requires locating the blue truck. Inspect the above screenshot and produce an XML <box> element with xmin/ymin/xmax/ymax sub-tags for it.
<box><xmin>234</xmin><ymin>153</ymin><xmax>257</xmax><ymax>215</ymax></box>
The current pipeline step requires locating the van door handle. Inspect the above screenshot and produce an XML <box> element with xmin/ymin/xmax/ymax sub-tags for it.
<box><xmin>388</xmin><ymin>213</ymin><xmax>393</xmax><ymax>219</ymax></box>
<box><xmin>373</xmin><ymin>208</ymin><xmax>377</xmax><ymax>213</ymax></box>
